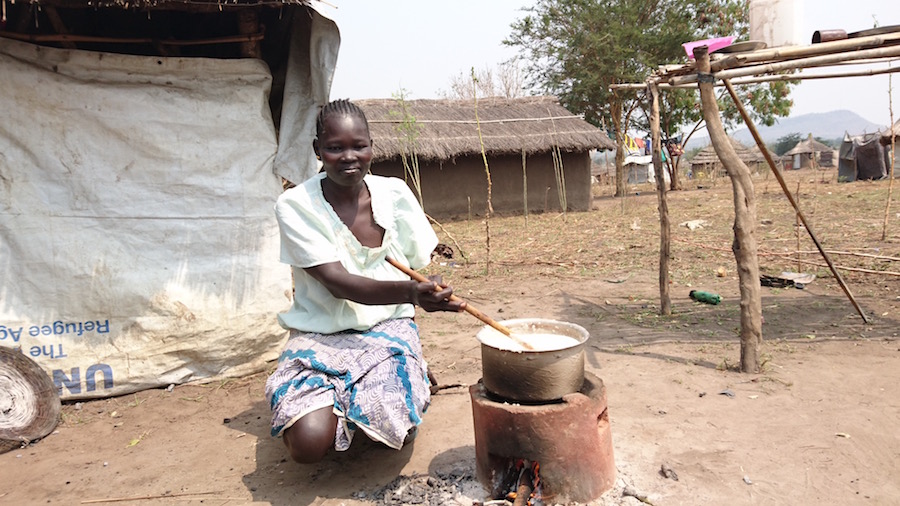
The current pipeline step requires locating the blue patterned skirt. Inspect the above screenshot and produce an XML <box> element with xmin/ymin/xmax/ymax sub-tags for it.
<box><xmin>265</xmin><ymin>318</ymin><xmax>431</xmax><ymax>450</ymax></box>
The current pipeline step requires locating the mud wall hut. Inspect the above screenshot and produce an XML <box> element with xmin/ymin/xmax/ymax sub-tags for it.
<box><xmin>689</xmin><ymin>137</ymin><xmax>769</xmax><ymax>177</ymax></box>
<box><xmin>785</xmin><ymin>138</ymin><xmax>833</xmax><ymax>169</ymax></box>
<box><xmin>356</xmin><ymin>97</ymin><xmax>615</xmax><ymax>218</ymax></box>
<box><xmin>0</xmin><ymin>1</ymin><xmax>338</xmax><ymax>399</ymax></box>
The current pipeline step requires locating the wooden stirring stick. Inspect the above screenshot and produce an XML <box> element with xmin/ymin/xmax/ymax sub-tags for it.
<box><xmin>385</xmin><ymin>257</ymin><xmax>534</xmax><ymax>350</ymax></box>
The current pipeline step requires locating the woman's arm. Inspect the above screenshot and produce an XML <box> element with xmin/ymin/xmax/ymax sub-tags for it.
<box><xmin>304</xmin><ymin>261</ymin><xmax>465</xmax><ymax>312</ymax></box>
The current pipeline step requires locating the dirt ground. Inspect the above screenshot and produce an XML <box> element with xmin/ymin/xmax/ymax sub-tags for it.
<box><xmin>3</xmin><ymin>168</ymin><xmax>900</xmax><ymax>505</ymax></box>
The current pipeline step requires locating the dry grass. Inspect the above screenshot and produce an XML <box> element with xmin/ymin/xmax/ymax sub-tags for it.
<box><xmin>427</xmin><ymin>167</ymin><xmax>900</xmax><ymax>299</ymax></box>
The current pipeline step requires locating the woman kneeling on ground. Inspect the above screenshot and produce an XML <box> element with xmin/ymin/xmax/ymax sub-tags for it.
<box><xmin>265</xmin><ymin>99</ymin><xmax>465</xmax><ymax>464</ymax></box>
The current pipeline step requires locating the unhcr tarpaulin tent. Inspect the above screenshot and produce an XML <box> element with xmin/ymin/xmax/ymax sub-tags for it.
<box><xmin>881</xmin><ymin>119</ymin><xmax>899</xmax><ymax>175</ymax></box>
<box><xmin>0</xmin><ymin>4</ymin><xmax>339</xmax><ymax>399</ymax></box>
<box><xmin>839</xmin><ymin>132</ymin><xmax>889</xmax><ymax>182</ymax></box>
<box><xmin>625</xmin><ymin>155</ymin><xmax>671</xmax><ymax>184</ymax></box>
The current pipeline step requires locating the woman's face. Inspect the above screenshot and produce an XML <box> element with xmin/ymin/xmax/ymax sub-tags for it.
<box><xmin>315</xmin><ymin>114</ymin><xmax>373</xmax><ymax>188</ymax></box>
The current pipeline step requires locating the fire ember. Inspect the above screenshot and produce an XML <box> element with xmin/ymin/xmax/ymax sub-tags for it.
<box><xmin>495</xmin><ymin>459</ymin><xmax>543</xmax><ymax>506</ymax></box>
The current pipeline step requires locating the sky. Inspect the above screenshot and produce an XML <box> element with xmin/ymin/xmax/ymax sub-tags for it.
<box><xmin>320</xmin><ymin>0</ymin><xmax>900</xmax><ymax>127</ymax></box>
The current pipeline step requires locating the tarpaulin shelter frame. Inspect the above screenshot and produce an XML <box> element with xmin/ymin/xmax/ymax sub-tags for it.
<box><xmin>612</xmin><ymin>30</ymin><xmax>900</xmax><ymax>372</ymax></box>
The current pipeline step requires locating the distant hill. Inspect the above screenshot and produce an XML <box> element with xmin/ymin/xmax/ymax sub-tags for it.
<box><xmin>686</xmin><ymin>110</ymin><xmax>887</xmax><ymax>150</ymax></box>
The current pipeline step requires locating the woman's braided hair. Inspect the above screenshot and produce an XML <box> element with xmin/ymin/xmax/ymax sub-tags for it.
<box><xmin>315</xmin><ymin>99</ymin><xmax>369</xmax><ymax>139</ymax></box>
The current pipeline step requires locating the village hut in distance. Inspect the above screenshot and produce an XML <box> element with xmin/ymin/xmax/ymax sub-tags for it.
<box><xmin>689</xmin><ymin>137</ymin><xmax>771</xmax><ymax>177</ymax></box>
<box><xmin>357</xmin><ymin>96</ymin><xmax>615</xmax><ymax>218</ymax></box>
<box><xmin>784</xmin><ymin>137</ymin><xmax>834</xmax><ymax>169</ymax></box>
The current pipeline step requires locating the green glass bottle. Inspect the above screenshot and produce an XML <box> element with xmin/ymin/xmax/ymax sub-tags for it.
<box><xmin>689</xmin><ymin>290</ymin><xmax>721</xmax><ymax>305</ymax></box>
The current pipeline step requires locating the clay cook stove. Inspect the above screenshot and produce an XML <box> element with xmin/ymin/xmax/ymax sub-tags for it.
<box><xmin>469</xmin><ymin>371</ymin><xmax>616</xmax><ymax>504</ymax></box>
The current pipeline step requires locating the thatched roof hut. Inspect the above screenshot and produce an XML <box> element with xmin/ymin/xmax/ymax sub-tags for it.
<box><xmin>748</xmin><ymin>144</ymin><xmax>778</xmax><ymax>164</ymax></box>
<box><xmin>785</xmin><ymin>138</ymin><xmax>832</xmax><ymax>156</ymax></box>
<box><xmin>357</xmin><ymin>96</ymin><xmax>614</xmax><ymax>217</ymax></box>
<box><xmin>356</xmin><ymin>96</ymin><xmax>615</xmax><ymax>162</ymax></box>
<box><xmin>688</xmin><ymin>138</ymin><xmax>782</xmax><ymax>176</ymax></box>
<box><xmin>690</xmin><ymin>137</ymin><xmax>762</xmax><ymax>167</ymax></box>
<box><xmin>786</xmin><ymin>138</ymin><xmax>833</xmax><ymax>169</ymax></box>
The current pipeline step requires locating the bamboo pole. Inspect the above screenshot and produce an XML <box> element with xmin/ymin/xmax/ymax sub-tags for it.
<box><xmin>649</xmin><ymin>81</ymin><xmax>671</xmax><ymax>316</ymax></box>
<box><xmin>670</xmin><ymin>45</ymin><xmax>900</xmax><ymax>86</ymax></box>
<box><xmin>695</xmin><ymin>47</ymin><xmax>763</xmax><ymax>373</ymax></box>
<box><xmin>611</xmin><ymin>65</ymin><xmax>900</xmax><ymax>91</ymax></box>
<box><xmin>812</xmin><ymin>56</ymin><xmax>900</xmax><ymax>67</ymax></box>
<box><xmin>722</xmin><ymin>79</ymin><xmax>870</xmax><ymax>323</ymax></box>
<box><xmin>708</xmin><ymin>31</ymin><xmax>900</xmax><ymax>72</ymax></box>
<box><xmin>666</xmin><ymin>32</ymin><xmax>900</xmax><ymax>77</ymax></box>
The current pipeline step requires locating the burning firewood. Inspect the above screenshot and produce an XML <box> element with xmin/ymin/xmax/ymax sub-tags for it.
<box><xmin>499</xmin><ymin>460</ymin><xmax>543</xmax><ymax>506</ymax></box>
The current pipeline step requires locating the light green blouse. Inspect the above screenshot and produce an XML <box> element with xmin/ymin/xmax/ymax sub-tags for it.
<box><xmin>274</xmin><ymin>173</ymin><xmax>437</xmax><ymax>334</ymax></box>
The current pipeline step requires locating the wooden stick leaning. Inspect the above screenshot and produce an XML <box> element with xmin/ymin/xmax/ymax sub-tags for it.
<box><xmin>722</xmin><ymin>79</ymin><xmax>869</xmax><ymax>324</ymax></box>
<box><xmin>385</xmin><ymin>257</ymin><xmax>534</xmax><ymax>350</ymax></box>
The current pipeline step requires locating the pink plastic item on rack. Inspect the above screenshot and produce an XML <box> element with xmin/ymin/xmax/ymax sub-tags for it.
<box><xmin>682</xmin><ymin>36</ymin><xmax>735</xmax><ymax>59</ymax></box>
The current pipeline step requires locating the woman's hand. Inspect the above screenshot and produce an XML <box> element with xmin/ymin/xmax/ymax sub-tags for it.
<box><xmin>413</xmin><ymin>275</ymin><xmax>467</xmax><ymax>313</ymax></box>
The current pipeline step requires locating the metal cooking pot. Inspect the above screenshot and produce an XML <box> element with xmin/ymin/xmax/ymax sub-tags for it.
<box><xmin>476</xmin><ymin>318</ymin><xmax>589</xmax><ymax>403</ymax></box>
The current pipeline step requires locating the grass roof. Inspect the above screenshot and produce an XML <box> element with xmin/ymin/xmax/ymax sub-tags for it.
<box><xmin>355</xmin><ymin>96</ymin><xmax>616</xmax><ymax>163</ymax></box>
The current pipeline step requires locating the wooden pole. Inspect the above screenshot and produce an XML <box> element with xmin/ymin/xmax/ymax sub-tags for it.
<box><xmin>722</xmin><ymin>79</ymin><xmax>870</xmax><ymax>323</ymax></box>
<box><xmin>796</xmin><ymin>180</ymin><xmax>802</xmax><ymax>273</ymax></box>
<box><xmin>649</xmin><ymin>82</ymin><xmax>671</xmax><ymax>315</ymax></box>
<box><xmin>521</xmin><ymin>148</ymin><xmax>528</xmax><ymax>226</ymax></box>
<box><xmin>385</xmin><ymin>257</ymin><xmax>532</xmax><ymax>349</ymax></box>
<box><xmin>237</xmin><ymin>10</ymin><xmax>261</xmax><ymax>58</ymax></box>
<box><xmin>472</xmin><ymin>70</ymin><xmax>493</xmax><ymax>275</ymax></box>
<box><xmin>694</xmin><ymin>47</ymin><xmax>763</xmax><ymax>373</ymax></box>
<box><xmin>43</xmin><ymin>7</ymin><xmax>77</xmax><ymax>50</ymax></box>
<box><xmin>612</xmin><ymin>95</ymin><xmax>626</xmax><ymax>198</ymax></box>
<box><xmin>810</xmin><ymin>132</ymin><xmax>819</xmax><ymax>212</ymax></box>
<box><xmin>883</xmin><ymin>72</ymin><xmax>896</xmax><ymax>241</ymax></box>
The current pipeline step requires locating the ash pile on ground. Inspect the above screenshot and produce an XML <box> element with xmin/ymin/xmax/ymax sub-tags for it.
<box><xmin>363</xmin><ymin>466</ymin><xmax>487</xmax><ymax>505</ymax></box>
<box><xmin>355</xmin><ymin>464</ymin><xmax>655</xmax><ymax>506</ymax></box>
